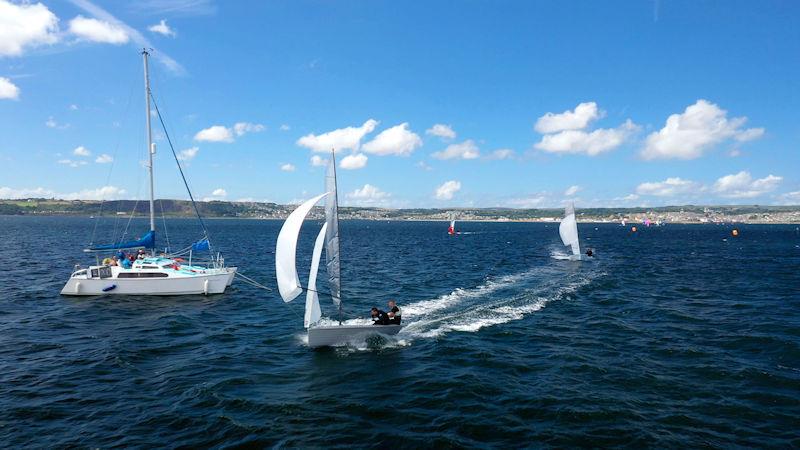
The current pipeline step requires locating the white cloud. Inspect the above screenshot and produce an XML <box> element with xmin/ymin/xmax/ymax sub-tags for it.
<box><xmin>280</xmin><ymin>163</ymin><xmax>296</xmax><ymax>172</ymax></box>
<box><xmin>486</xmin><ymin>148</ymin><xmax>515</xmax><ymax>160</ymax></box>
<box><xmin>0</xmin><ymin>0</ymin><xmax>60</xmax><ymax>57</ymax></box>
<box><xmin>176</xmin><ymin>146</ymin><xmax>199</xmax><ymax>161</ymax></box>
<box><xmin>432</xmin><ymin>139</ymin><xmax>480</xmax><ymax>160</ymax></box>
<box><xmin>0</xmin><ymin>77</ymin><xmax>20</xmax><ymax>100</ymax></box>
<box><xmin>621</xmin><ymin>194</ymin><xmax>639</xmax><ymax>202</ymax></box>
<box><xmin>426</xmin><ymin>124</ymin><xmax>456</xmax><ymax>140</ymax></box>
<box><xmin>712</xmin><ymin>171</ymin><xmax>782</xmax><ymax>198</ymax></box>
<box><xmin>233</xmin><ymin>121</ymin><xmax>264</xmax><ymax>136</ymax></box>
<box><xmin>206</xmin><ymin>188</ymin><xmax>227</xmax><ymax>199</ymax></box>
<box><xmin>636</xmin><ymin>177</ymin><xmax>699</xmax><ymax>197</ymax></box>
<box><xmin>506</xmin><ymin>196</ymin><xmax>546</xmax><ymax>208</ymax></box>
<box><xmin>435</xmin><ymin>180</ymin><xmax>461</xmax><ymax>200</ymax></box>
<box><xmin>642</xmin><ymin>100</ymin><xmax>764</xmax><ymax>160</ymax></box>
<box><xmin>148</xmin><ymin>19</ymin><xmax>175</xmax><ymax>37</ymax></box>
<box><xmin>280</xmin><ymin>124</ymin><xmax>290</xmax><ymax>131</ymax></box>
<box><xmin>45</xmin><ymin>116</ymin><xmax>69</xmax><ymax>129</ymax></box>
<box><xmin>296</xmin><ymin>119</ymin><xmax>378</xmax><ymax>152</ymax></box>
<box><xmin>57</xmin><ymin>159</ymin><xmax>88</xmax><ymax>168</ymax></box>
<box><xmin>535</xmin><ymin>120</ymin><xmax>638</xmax><ymax>156</ymax></box>
<box><xmin>339</xmin><ymin>153</ymin><xmax>368</xmax><ymax>170</ymax></box>
<box><xmin>535</xmin><ymin>102</ymin><xmax>603</xmax><ymax>134</ymax></box>
<box><xmin>95</xmin><ymin>153</ymin><xmax>113</xmax><ymax>163</ymax></box>
<box><xmin>362</xmin><ymin>123</ymin><xmax>422</xmax><ymax>156</ymax></box>
<box><xmin>564</xmin><ymin>185</ymin><xmax>581</xmax><ymax>196</ymax></box>
<box><xmin>73</xmin><ymin>146</ymin><xmax>91</xmax><ymax>157</ymax></box>
<box><xmin>64</xmin><ymin>185</ymin><xmax>125</xmax><ymax>200</ymax></box>
<box><xmin>69</xmin><ymin>15</ymin><xmax>129</xmax><ymax>44</ymax></box>
<box><xmin>346</xmin><ymin>184</ymin><xmax>390</xmax><ymax>204</ymax></box>
<box><xmin>416</xmin><ymin>161</ymin><xmax>432</xmax><ymax>171</ymax></box>
<box><xmin>310</xmin><ymin>155</ymin><xmax>327</xmax><ymax>167</ymax></box>
<box><xmin>779</xmin><ymin>191</ymin><xmax>800</xmax><ymax>203</ymax></box>
<box><xmin>194</xmin><ymin>125</ymin><xmax>234</xmax><ymax>143</ymax></box>
<box><xmin>69</xmin><ymin>104</ymin><xmax>79</xmax><ymax>110</ymax></box>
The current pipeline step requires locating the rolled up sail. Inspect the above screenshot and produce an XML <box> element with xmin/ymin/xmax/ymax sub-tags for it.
<box><xmin>559</xmin><ymin>202</ymin><xmax>581</xmax><ymax>256</ymax></box>
<box><xmin>276</xmin><ymin>192</ymin><xmax>329</xmax><ymax>303</ymax></box>
<box><xmin>305</xmin><ymin>222</ymin><xmax>327</xmax><ymax>328</ymax></box>
<box><xmin>324</xmin><ymin>155</ymin><xmax>341</xmax><ymax>306</ymax></box>
<box><xmin>86</xmin><ymin>230</ymin><xmax>155</xmax><ymax>251</ymax></box>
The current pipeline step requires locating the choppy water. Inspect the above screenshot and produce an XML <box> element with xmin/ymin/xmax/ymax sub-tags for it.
<box><xmin>1</xmin><ymin>216</ymin><xmax>799</xmax><ymax>448</ymax></box>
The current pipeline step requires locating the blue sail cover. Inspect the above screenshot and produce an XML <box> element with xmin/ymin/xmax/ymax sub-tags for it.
<box><xmin>88</xmin><ymin>230</ymin><xmax>155</xmax><ymax>251</ymax></box>
<box><xmin>192</xmin><ymin>238</ymin><xmax>210</xmax><ymax>251</ymax></box>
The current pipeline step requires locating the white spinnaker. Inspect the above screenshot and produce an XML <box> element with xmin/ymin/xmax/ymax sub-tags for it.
<box><xmin>324</xmin><ymin>155</ymin><xmax>341</xmax><ymax>306</ymax></box>
<box><xmin>305</xmin><ymin>222</ymin><xmax>328</xmax><ymax>328</ymax></box>
<box><xmin>559</xmin><ymin>202</ymin><xmax>581</xmax><ymax>256</ymax></box>
<box><xmin>276</xmin><ymin>192</ymin><xmax>329</xmax><ymax>302</ymax></box>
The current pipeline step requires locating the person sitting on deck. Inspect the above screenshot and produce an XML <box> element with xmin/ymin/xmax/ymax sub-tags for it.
<box><xmin>387</xmin><ymin>300</ymin><xmax>402</xmax><ymax>325</ymax></box>
<box><xmin>120</xmin><ymin>255</ymin><xmax>132</xmax><ymax>269</ymax></box>
<box><xmin>371</xmin><ymin>307</ymin><xmax>390</xmax><ymax>325</ymax></box>
<box><xmin>137</xmin><ymin>249</ymin><xmax>146</xmax><ymax>260</ymax></box>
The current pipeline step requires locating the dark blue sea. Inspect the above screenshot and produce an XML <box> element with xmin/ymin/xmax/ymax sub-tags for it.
<box><xmin>1</xmin><ymin>216</ymin><xmax>799</xmax><ymax>448</ymax></box>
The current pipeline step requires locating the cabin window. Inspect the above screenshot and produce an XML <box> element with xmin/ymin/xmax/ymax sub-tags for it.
<box><xmin>117</xmin><ymin>272</ymin><xmax>169</xmax><ymax>278</ymax></box>
<box><xmin>141</xmin><ymin>265</ymin><xmax>158</xmax><ymax>269</ymax></box>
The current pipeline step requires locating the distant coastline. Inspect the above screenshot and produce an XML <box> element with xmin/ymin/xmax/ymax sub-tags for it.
<box><xmin>2</xmin><ymin>198</ymin><xmax>799</xmax><ymax>224</ymax></box>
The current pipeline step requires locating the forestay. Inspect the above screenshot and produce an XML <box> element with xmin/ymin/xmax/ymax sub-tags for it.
<box><xmin>559</xmin><ymin>202</ymin><xmax>581</xmax><ymax>256</ymax></box>
<box><xmin>305</xmin><ymin>222</ymin><xmax>327</xmax><ymax>328</ymax></box>
<box><xmin>275</xmin><ymin>192</ymin><xmax>329</xmax><ymax>302</ymax></box>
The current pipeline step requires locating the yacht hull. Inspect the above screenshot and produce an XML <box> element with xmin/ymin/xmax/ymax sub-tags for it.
<box><xmin>61</xmin><ymin>268</ymin><xmax>237</xmax><ymax>296</ymax></box>
<box><xmin>307</xmin><ymin>324</ymin><xmax>403</xmax><ymax>348</ymax></box>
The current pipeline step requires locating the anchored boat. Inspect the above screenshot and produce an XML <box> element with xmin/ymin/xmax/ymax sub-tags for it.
<box><xmin>61</xmin><ymin>50</ymin><xmax>236</xmax><ymax>296</ymax></box>
<box><xmin>275</xmin><ymin>152</ymin><xmax>401</xmax><ymax>348</ymax></box>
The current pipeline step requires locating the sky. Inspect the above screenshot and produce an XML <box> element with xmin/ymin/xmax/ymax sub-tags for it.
<box><xmin>1</xmin><ymin>0</ymin><xmax>799</xmax><ymax>208</ymax></box>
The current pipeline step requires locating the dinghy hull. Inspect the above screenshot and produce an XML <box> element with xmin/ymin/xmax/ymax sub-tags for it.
<box><xmin>307</xmin><ymin>324</ymin><xmax>402</xmax><ymax>348</ymax></box>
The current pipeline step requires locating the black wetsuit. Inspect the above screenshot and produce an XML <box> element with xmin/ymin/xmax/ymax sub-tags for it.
<box><xmin>388</xmin><ymin>306</ymin><xmax>402</xmax><ymax>325</ymax></box>
<box><xmin>372</xmin><ymin>310</ymin><xmax>390</xmax><ymax>325</ymax></box>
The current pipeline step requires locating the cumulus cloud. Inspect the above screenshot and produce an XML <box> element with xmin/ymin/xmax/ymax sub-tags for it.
<box><xmin>45</xmin><ymin>116</ymin><xmax>69</xmax><ymax>129</ymax></box>
<box><xmin>712</xmin><ymin>171</ymin><xmax>782</xmax><ymax>198</ymax></box>
<box><xmin>506</xmin><ymin>196</ymin><xmax>546</xmax><ymax>208</ymax></box>
<box><xmin>535</xmin><ymin>102</ymin><xmax>603</xmax><ymax>134</ymax></box>
<box><xmin>416</xmin><ymin>161</ymin><xmax>432</xmax><ymax>171</ymax></box>
<box><xmin>233</xmin><ymin>121</ymin><xmax>264</xmax><ymax>136</ymax></box>
<box><xmin>280</xmin><ymin>163</ymin><xmax>296</xmax><ymax>172</ymax></box>
<box><xmin>642</xmin><ymin>100</ymin><xmax>764</xmax><ymax>160</ymax></box>
<box><xmin>636</xmin><ymin>177</ymin><xmax>700</xmax><ymax>197</ymax></box>
<box><xmin>486</xmin><ymin>148</ymin><xmax>515</xmax><ymax>160</ymax></box>
<box><xmin>58</xmin><ymin>159</ymin><xmax>87</xmax><ymax>168</ymax></box>
<box><xmin>535</xmin><ymin>119</ymin><xmax>638</xmax><ymax>156</ymax></box>
<box><xmin>339</xmin><ymin>153</ymin><xmax>368</xmax><ymax>170</ymax></box>
<box><xmin>176</xmin><ymin>146</ymin><xmax>199</xmax><ymax>161</ymax></box>
<box><xmin>202</xmin><ymin>188</ymin><xmax>227</xmax><ymax>201</ymax></box>
<box><xmin>95</xmin><ymin>153</ymin><xmax>113</xmax><ymax>163</ymax></box>
<box><xmin>194</xmin><ymin>125</ymin><xmax>234</xmax><ymax>143</ymax></box>
<box><xmin>779</xmin><ymin>191</ymin><xmax>800</xmax><ymax>204</ymax></box>
<box><xmin>0</xmin><ymin>0</ymin><xmax>60</xmax><ymax>57</ymax></box>
<box><xmin>148</xmin><ymin>19</ymin><xmax>175</xmax><ymax>37</ymax></box>
<box><xmin>362</xmin><ymin>123</ymin><xmax>422</xmax><ymax>156</ymax></box>
<box><xmin>69</xmin><ymin>15</ymin><xmax>129</xmax><ymax>44</ymax></box>
<box><xmin>280</xmin><ymin>124</ymin><xmax>290</xmax><ymax>131</ymax></box>
<box><xmin>432</xmin><ymin>140</ymin><xmax>480</xmax><ymax>160</ymax></box>
<box><xmin>73</xmin><ymin>146</ymin><xmax>91</xmax><ymax>156</ymax></box>
<box><xmin>296</xmin><ymin>119</ymin><xmax>378</xmax><ymax>152</ymax></box>
<box><xmin>564</xmin><ymin>185</ymin><xmax>581</xmax><ymax>196</ymax></box>
<box><xmin>0</xmin><ymin>77</ymin><xmax>20</xmax><ymax>100</ymax></box>
<box><xmin>426</xmin><ymin>124</ymin><xmax>456</xmax><ymax>140</ymax></box>
<box><xmin>435</xmin><ymin>180</ymin><xmax>461</xmax><ymax>200</ymax></box>
<box><xmin>310</xmin><ymin>155</ymin><xmax>327</xmax><ymax>167</ymax></box>
<box><xmin>346</xmin><ymin>184</ymin><xmax>390</xmax><ymax>205</ymax></box>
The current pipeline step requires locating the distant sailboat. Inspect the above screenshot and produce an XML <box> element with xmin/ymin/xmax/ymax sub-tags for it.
<box><xmin>559</xmin><ymin>202</ymin><xmax>586</xmax><ymax>261</ymax></box>
<box><xmin>448</xmin><ymin>214</ymin><xmax>456</xmax><ymax>235</ymax></box>
<box><xmin>276</xmin><ymin>152</ymin><xmax>402</xmax><ymax>348</ymax></box>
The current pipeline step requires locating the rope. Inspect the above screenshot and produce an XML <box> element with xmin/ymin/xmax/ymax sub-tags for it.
<box><xmin>235</xmin><ymin>272</ymin><xmax>272</xmax><ymax>291</ymax></box>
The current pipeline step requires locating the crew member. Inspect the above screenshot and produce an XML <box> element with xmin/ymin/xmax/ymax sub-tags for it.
<box><xmin>387</xmin><ymin>300</ymin><xmax>402</xmax><ymax>325</ymax></box>
<box><xmin>370</xmin><ymin>307</ymin><xmax>390</xmax><ymax>325</ymax></box>
<box><xmin>586</xmin><ymin>248</ymin><xmax>594</xmax><ymax>257</ymax></box>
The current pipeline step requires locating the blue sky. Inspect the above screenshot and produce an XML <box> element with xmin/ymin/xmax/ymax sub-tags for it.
<box><xmin>1</xmin><ymin>0</ymin><xmax>799</xmax><ymax>207</ymax></box>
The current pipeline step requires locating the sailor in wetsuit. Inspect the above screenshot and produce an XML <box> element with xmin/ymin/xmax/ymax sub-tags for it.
<box><xmin>371</xmin><ymin>307</ymin><xmax>390</xmax><ymax>325</ymax></box>
<box><xmin>387</xmin><ymin>300</ymin><xmax>402</xmax><ymax>325</ymax></box>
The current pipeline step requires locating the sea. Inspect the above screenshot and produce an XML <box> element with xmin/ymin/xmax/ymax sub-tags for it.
<box><xmin>1</xmin><ymin>216</ymin><xmax>798</xmax><ymax>448</ymax></box>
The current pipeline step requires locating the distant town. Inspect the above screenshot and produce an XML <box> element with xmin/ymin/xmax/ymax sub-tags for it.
<box><xmin>1</xmin><ymin>198</ymin><xmax>799</xmax><ymax>224</ymax></box>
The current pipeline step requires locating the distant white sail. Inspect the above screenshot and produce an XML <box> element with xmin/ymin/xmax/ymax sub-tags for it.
<box><xmin>324</xmin><ymin>155</ymin><xmax>341</xmax><ymax>306</ymax></box>
<box><xmin>559</xmin><ymin>202</ymin><xmax>581</xmax><ymax>256</ymax></box>
<box><xmin>276</xmin><ymin>192</ymin><xmax>329</xmax><ymax>302</ymax></box>
<box><xmin>305</xmin><ymin>222</ymin><xmax>327</xmax><ymax>328</ymax></box>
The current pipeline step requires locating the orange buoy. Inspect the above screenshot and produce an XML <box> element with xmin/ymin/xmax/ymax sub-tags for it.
<box><xmin>631</xmin><ymin>226</ymin><xmax>637</xmax><ymax>232</ymax></box>
<box><xmin>732</xmin><ymin>229</ymin><xmax>739</xmax><ymax>237</ymax></box>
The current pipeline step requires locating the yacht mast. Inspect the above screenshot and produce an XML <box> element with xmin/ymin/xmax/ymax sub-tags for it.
<box><xmin>142</xmin><ymin>49</ymin><xmax>156</xmax><ymax>239</ymax></box>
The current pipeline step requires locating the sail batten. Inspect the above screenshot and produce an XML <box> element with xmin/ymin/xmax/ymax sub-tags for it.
<box><xmin>324</xmin><ymin>155</ymin><xmax>342</xmax><ymax>306</ymax></box>
<box><xmin>275</xmin><ymin>193</ymin><xmax>329</xmax><ymax>303</ymax></box>
<box><xmin>559</xmin><ymin>202</ymin><xmax>581</xmax><ymax>256</ymax></box>
<box><xmin>305</xmin><ymin>222</ymin><xmax>327</xmax><ymax>328</ymax></box>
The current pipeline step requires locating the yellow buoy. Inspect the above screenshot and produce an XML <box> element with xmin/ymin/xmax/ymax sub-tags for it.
<box><xmin>732</xmin><ymin>229</ymin><xmax>739</xmax><ymax>237</ymax></box>
<box><xmin>631</xmin><ymin>226</ymin><xmax>637</xmax><ymax>232</ymax></box>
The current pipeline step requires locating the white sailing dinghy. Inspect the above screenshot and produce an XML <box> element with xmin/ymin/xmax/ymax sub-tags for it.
<box><xmin>559</xmin><ymin>202</ymin><xmax>586</xmax><ymax>261</ymax></box>
<box><xmin>276</xmin><ymin>153</ymin><xmax>402</xmax><ymax>348</ymax></box>
<box><xmin>61</xmin><ymin>50</ymin><xmax>236</xmax><ymax>296</ymax></box>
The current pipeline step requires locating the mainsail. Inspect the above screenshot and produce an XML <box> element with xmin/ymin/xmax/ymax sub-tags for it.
<box><xmin>305</xmin><ymin>222</ymin><xmax>327</xmax><ymax>328</ymax></box>
<box><xmin>324</xmin><ymin>155</ymin><xmax>342</xmax><ymax>306</ymax></box>
<box><xmin>559</xmin><ymin>202</ymin><xmax>581</xmax><ymax>256</ymax></box>
<box><xmin>275</xmin><ymin>192</ymin><xmax>329</xmax><ymax>302</ymax></box>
